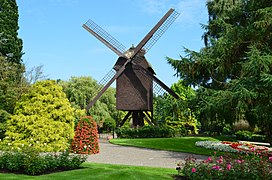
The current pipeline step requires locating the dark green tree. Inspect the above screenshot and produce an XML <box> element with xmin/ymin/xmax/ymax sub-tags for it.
<box><xmin>0</xmin><ymin>0</ymin><xmax>23</xmax><ymax>64</ymax></box>
<box><xmin>167</xmin><ymin>0</ymin><xmax>272</xmax><ymax>140</ymax></box>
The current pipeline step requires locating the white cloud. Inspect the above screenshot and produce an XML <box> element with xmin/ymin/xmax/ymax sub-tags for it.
<box><xmin>136</xmin><ymin>0</ymin><xmax>208</xmax><ymax>25</ymax></box>
<box><xmin>138</xmin><ymin>0</ymin><xmax>170</xmax><ymax>14</ymax></box>
<box><xmin>176</xmin><ymin>0</ymin><xmax>208</xmax><ymax>25</ymax></box>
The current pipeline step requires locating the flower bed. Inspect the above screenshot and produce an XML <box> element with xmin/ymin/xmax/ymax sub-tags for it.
<box><xmin>195</xmin><ymin>141</ymin><xmax>272</xmax><ymax>155</ymax></box>
<box><xmin>177</xmin><ymin>153</ymin><xmax>272</xmax><ymax>179</ymax></box>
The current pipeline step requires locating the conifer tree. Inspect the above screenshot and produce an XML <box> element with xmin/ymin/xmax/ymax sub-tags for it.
<box><xmin>3</xmin><ymin>80</ymin><xmax>75</xmax><ymax>152</ymax></box>
<box><xmin>167</xmin><ymin>0</ymin><xmax>272</xmax><ymax>141</ymax></box>
<box><xmin>0</xmin><ymin>0</ymin><xmax>23</xmax><ymax>64</ymax></box>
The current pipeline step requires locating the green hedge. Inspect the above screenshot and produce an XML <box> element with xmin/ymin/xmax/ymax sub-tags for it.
<box><xmin>0</xmin><ymin>148</ymin><xmax>87</xmax><ymax>175</ymax></box>
<box><xmin>235</xmin><ymin>130</ymin><xmax>266</xmax><ymax>142</ymax></box>
<box><xmin>116</xmin><ymin>126</ymin><xmax>175</xmax><ymax>138</ymax></box>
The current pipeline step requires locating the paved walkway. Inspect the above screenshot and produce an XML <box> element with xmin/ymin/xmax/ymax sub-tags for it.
<box><xmin>87</xmin><ymin>140</ymin><xmax>208</xmax><ymax>169</ymax></box>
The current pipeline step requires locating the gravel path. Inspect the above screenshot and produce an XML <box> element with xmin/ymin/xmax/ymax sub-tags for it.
<box><xmin>86</xmin><ymin>140</ymin><xmax>208</xmax><ymax>169</ymax></box>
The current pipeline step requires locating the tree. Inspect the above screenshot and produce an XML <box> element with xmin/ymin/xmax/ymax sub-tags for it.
<box><xmin>0</xmin><ymin>55</ymin><xmax>26</xmax><ymax>138</ymax></box>
<box><xmin>59</xmin><ymin>76</ymin><xmax>117</xmax><ymax>127</ymax></box>
<box><xmin>154</xmin><ymin>80</ymin><xmax>198</xmax><ymax>135</ymax></box>
<box><xmin>0</xmin><ymin>0</ymin><xmax>23</xmax><ymax>64</ymax></box>
<box><xmin>0</xmin><ymin>0</ymin><xmax>27</xmax><ymax>138</ymax></box>
<box><xmin>167</xmin><ymin>0</ymin><xmax>272</xmax><ymax>140</ymax></box>
<box><xmin>2</xmin><ymin>80</ymin><xmax>75</xmax><ymax>152</ymax></box>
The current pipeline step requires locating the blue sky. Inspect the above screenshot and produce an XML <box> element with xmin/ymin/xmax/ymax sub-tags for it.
<box><xmin>17</xmin><ymin>0</ymin><xmax>208</xmax><ymax>87</ymax></box>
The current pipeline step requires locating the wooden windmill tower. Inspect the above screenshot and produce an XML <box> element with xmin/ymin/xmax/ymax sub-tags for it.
<box><xmin>83</xmin><ymin>8</ymin><xmax>180</xmax><ymax>127</ymax></box>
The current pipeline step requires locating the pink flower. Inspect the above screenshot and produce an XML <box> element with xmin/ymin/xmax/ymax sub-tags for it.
<box><xmin>207</xmin><ymin>157</ymin><xmax>212</xmax><ymax>161</ymax></box>
<box><xmin>212</xmin><ymin>165</ymin><xmax>220</xmax><ymax>170</ymax></box>
<box><xmin>227</xmin><ymin>164</ymin><xmax>231</xmax><ymax>170</ymax></box>
<box><xmin>214</xmin><ymin>152</ymin><xmax>217</xmax><ymax>155</ymax></box>
<box><xmin>236</xmin><ymin>160</ymin><xmax>242</xmax><ymax>164</ymax></box>
<box><xmin>269</xmin><ymin>157</ymin><xmax>272</xmax><ymax>162</ymax></box>
<box><xmin>192</xmin><ymin>167</ymin><xmax>196</xmax><ymax>173</ymax></box>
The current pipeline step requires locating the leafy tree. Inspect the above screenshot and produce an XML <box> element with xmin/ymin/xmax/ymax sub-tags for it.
<box><xmin>154</xmin><ymin>80</ymin><xmax>198</xmax><ymax>135</ymax></box>
<box><xmin>167</xmin><ymin>0</ymin><xmax>272</xmax><ymax>140</ymax></box>
<box><xmin>2</xmin><ymin>80</ymin><xmax>75</xmax><ymax>152</ymax></box>
<box><xmin>0</xmin><ymin>55</ymin><xmax>26</xmax><ymax>138</ymax></box>
<box><xmin>0</xmin><ymin>0</ymin><xmax>23</xmax><ymax>64</ymax></box>
<box><xmin>59</xmin><ymin>76</ymin><xmax>117</xmax><ymax>127</ymax></box>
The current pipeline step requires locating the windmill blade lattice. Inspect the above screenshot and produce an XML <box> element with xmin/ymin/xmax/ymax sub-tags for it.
<box><xmin>86</xmin><ymin>69</ymin><xmax>116</xmax><ymax>110</ymax></box>
<box><xmin>142</xmin><ymin>10</ymin><xmax>180</xmax><ymax>53</ymax></box>
<box><xmin>153</xmin><ymin>81</ymin><xmax>168</xmax><ymax>97</ymax></box>
<box><xmin>83</xmin><ymin>19</ymin><xmax>126</xmax><ymax>57</ymax></box>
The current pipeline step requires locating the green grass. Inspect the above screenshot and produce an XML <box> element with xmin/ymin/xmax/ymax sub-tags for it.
<box><xmin>110</xmin><ymin>136</ymin><xmax>232</xmax><ymax>155</ymax></box>
<box><xmin>0</xmin><ymin>163</ymin><xmax>176</xmax><ymax>180</ymax></box>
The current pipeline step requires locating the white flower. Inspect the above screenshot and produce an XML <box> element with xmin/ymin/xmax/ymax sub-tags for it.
<box><xmin>84</xmin><ymin>145</ymin><xmax>87</xmax><ymax>149</ymax></box>
<box><xmin>21</xmin><ymin>144</ymin><xmax>24</xmax><ymax>147</ymax></box>
<box><xmin>36</xmin><ymin>141</ymin><xmax>39</xmax><ymax>144</ymax></box>
<box><xmin>18</xmin><ymin>147</ymin><xmax>21</xmax><ymax>150</ymax></box>
<box><xmin>44</xmin><ymin>143</ymin><xmax>47</xmax><ymax>146</ymax></box>
<box><xmin>8</xmin><ymin>143</ymin><xmax>11</xmax><ymax>146</ymax></box>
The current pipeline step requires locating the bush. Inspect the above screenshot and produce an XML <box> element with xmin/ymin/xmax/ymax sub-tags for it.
<box><xmin>0</xmin><ymin>148</ymin><xmax>87</xmax><ymax>175</ymax></box>
<box><xmin>71</xmin><ymin>116</ymin><xmax>99</xmax><ymax>154</ymax></box>
<box><xmin>3</xmin><ymin>80</ymin><xmax>75</xmax><ymax>152</ymax></box>
<box><xmin>116</xmin><ymin>126</ymin><xmax>175</xmax><ymax>138</ymax></box>
<box><xmin>235</xmin><ymin>130</ymin><xmax>266</xmax><ymax>142</ymax></box>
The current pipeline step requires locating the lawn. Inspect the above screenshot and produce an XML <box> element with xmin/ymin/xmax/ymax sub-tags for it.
<box><xmin>0</xmin><ymin>163</ymin><xmax>176</xmax><ymax>180</ymax></box>
<box><xmin>110</xmin><ymin>136</ymin><xmax>236</xmax><ymax>155</ymax></box>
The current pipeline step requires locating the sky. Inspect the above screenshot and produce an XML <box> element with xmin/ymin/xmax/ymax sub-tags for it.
<box><xmin>17</xmin><ymin>0</ymin><xmax>208</xmax><ymax>87</ymax></box>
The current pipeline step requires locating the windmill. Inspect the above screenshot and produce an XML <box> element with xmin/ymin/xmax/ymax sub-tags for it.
<box><xmin>83</xmin><ymin>8</ymin><xmax>180</xmax><ymax>127</ymax></box>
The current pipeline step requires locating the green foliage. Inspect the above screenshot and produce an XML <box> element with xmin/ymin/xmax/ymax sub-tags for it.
<box><xmin>71</xmin><ymin>116</ymin><xmax>99</xmax><ymax>154</ymax></box>
<box><xmin>2</xmin><ymin>80</ymin><xmax>75</xmax><ymax>152</ymax></box>
<box><xmin>116</xmin><ymin>126</ymin><xmax>176</xmax><ymax>138</ymax></box>
<box><xmin>167</xmin><ymin>0</ymin><xmax>272</xmax><ymax>139</ymax></box>
<box><xmin>0</xmin><ymin>148</ymin><xmax>87</xmax><ymax>175</ymax></box>
<box><xmin>235</xmin><ymin>130</ymin><xmax>265</xmax><ymax>142</ymax></box>
<box><xmin>0</xmin><ymin>0</ymin><xmax>23</xmax><ymax>64</ymax></box>
<box><xmin>0</xmin><ymin>56</ymin><xmax>27</xmax><ymax>138</ymax></box>
<box><xmin>154</xmin><ymin>80</ymin><xmax>199</xmax><ymax>135</ymax></box>
<box><xmin>103</xmin><ymin>116</ymin><xmax>116</xmax><ymax>132</ymax></box>
<box><xmin>59</xmin><ymin>76</ymin><xmax>117</xmax><ymax>127</ymax></box>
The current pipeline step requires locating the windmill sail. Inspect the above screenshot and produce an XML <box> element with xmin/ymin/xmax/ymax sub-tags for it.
<box><xmin>130</xmin><ymin>8</ymin><xmax>180</xmax><ymax>61</ymax></box>
<box><xmin>142</xmin><ymin>9</ymin><xmax>180</xmax><ymax>53</ymax></box>
<box><xmin>83</xmin><ymin>19</ymin><xmax>126</xmax><ymax>57</ymax></box>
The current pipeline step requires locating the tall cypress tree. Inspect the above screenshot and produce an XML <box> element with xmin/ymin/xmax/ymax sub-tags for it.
<box><xmin>0</xmin><ymin>0</ymin><xmax>23</xmax><ymax>64</ymax></box>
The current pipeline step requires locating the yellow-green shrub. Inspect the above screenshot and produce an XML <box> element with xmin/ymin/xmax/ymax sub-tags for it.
<box><xmin>2</xmin><ymin>80</ymin><xmax>75</xmax><ymax>152</ymax></box>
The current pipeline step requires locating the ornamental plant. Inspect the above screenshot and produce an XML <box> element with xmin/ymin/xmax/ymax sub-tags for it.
<box><xmin>195</xmin><ymin>141</ymin><xmax>272</xmax><ymax>155</ymax></box>
<box><xmin>2</xmin><ymin>80</ymin><xmax>75</xmax><ymax>152</ymax></box>
<box><xmin>71</xmin><ymin>116</ymin><xmax>99</xmax><ymax>154</ymax></box>
<box><xmin>178</xmin><ymin>153</ymin><xmax>272</xmax><ymax>179</ymax></box>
